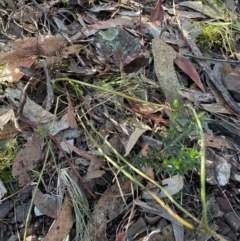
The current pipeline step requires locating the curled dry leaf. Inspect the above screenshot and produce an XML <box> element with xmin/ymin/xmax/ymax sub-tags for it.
<box><xmin>12</xmin><ymin>131</ymin><xmax>43</xmax><ymax>186</ymax></box>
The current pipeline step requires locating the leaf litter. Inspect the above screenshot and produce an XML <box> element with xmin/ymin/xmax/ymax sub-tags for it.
<box><xmin>0</xmin><ymin>0</ymin><xmax>240</xmax><ymax>241</ymax></box>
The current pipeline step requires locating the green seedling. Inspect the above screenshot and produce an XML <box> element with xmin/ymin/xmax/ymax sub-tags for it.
<box><xmin>135</xmin><ymin>101</ymin><xmax>206</xmax><ymax>176</ymax></box>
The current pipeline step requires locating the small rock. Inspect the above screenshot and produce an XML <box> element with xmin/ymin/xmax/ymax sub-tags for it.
<box><xmin>225</xmin><ymin>230</ymin><xmax>237</xmax><ymax>241</ymax></box>
<box><xmin>216</xmin><ymin>197</ymin><xmax>232</xmax><ymax>213</ymax></box>
<box><xmin>215</xmin><ymin>219</ymin><xmax>231</xmax><ymax>235</ymax></box>
<box><xmin>7</xmin><ymin>211</ymin><xmax>14</xmax><ymax>218</ymax></box>
<box><xmin>12</xmin><ymin>202</ymin><xmax>31</xmax><ymax>223</ymax></box>
<box><xmin>0</xmin><ymin>200</ymin><xmax>13</xmax><ymax>219</ymax></box>
<box><xmin>126</xmin><ymin>217</ymin><xmax>147</xmax><ymax>240</ymax></box>
<box><xmin>224</xmin><ymin>211</ymin><xmax>240</xmax><ymax>231</ymax></box>
<box><xmin>207</xmin><ymin>197</ymin><xmax>220</xmax><ymax>218</ymax></box>
<box><xmin>19</xmin><ymin>185</ymin><xmax>34</xmax><ymax>202</ymax></box>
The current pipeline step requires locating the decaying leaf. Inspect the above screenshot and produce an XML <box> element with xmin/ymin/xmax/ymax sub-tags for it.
<box><xmin>129</xmin><ymin>101</ymin><xmax>169</xmax><ymax>126</ymax></box>
<box><xmin>43</xmin><ymin>194</ymin><xmax>74</xmax><ymax>241</ymax></box>
<box><xmin>88</xmin><ymin>16</ymin><xmax>134</xmax><ymax>30</ymax></box>
<box><xmin>34</xmin><ymin>189</ymin><xmax>59</xmax><ymax>218</ymax></box>
<box><xmin>6</xmin><ymin>87</ymin><xmax>70</xmax><ymax>135</ymax></box>
<box><xmin>87</xmin><ymin>180</ymin><xmax>133</xmax><ymax>240</ymax></box>
<box><xmin>205</xmin><ymin>131</ymin><xmax>234</xmax><ymax>150</ymax></box>
<box><xmin>126</xmin><ymin>217</ymin><xmax>147</xmax><ymax>240</ymax></box>
<box><xmin>64</xmin><ymin>141</ymin><xmax>99</xmax><ymax>160</ymax></box>
<box><xmin>83</xmin><ymin>158</ymin><xmax>105</xmax><ymax>182</ymax></box>
<box><xmin>12</xmin><ymin>132</ymin><xmax>43</xmax><ymax>185</ymax></box>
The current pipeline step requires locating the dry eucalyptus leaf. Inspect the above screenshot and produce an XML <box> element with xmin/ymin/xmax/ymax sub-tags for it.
<box><xmin>34</xmin><ymin>189</ymin><xmax>59</xmax><ymax>218</ymax></box>
<box><xmin>87</xmin><ymin>180</ymin><xmax>133</xmax><ymax>240</ymax></box>
<box><xmin>141</xmin><ymin>175</ymin><xmax>183</xmax><ymax>199</ymax></box>
<box><xmin>83</xmin><ymin>158</ymin><xmax>105</xmax><ymax>182</ymax></box>
<box><xmin>12</xmin><ymin>132</ymin><xmax>43</xmax><ymax>185</ymax></box>
<box><xmin>159</xmin><ymin>175</ymin><xmax>184</xmax><ymax>198</ymax></box>
<box><xmin>67</xmin><ymin>95</ymin><xmax>78</xmax><ymax>129</ymax></box>
<box><xmin>124</xmin><ymin>124</ymin><xmax>151</xmax><ymax>156</ymax></box>
<box><xmin>174</xmin><ymin>53</ymin><xmax>205</xmax><ymax>92</ymax></box>
<box><xmin>43</xmin><ymin>195</ymin><xmax>74</xmax><ymax>241</ymax></box>
<box><xmin>6</xmin><ymin>88</ymin><xmax>54</xmax><ymax>124</ymax></box>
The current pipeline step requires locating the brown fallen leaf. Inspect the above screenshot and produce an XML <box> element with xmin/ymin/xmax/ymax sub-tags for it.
<box><xmin>87</xmin><ymin>180</ymin><xmax>133</xmax><ymax>240</ymax></box>
<box><xmin>88</xmin><ymin>16</ymin><xmax>134</xmax><ymax>30</ymax></box>
<box><xmin>0</xmin><ymin>121</ymin><xmax>29</xmax><ymax>140</ymax></box>
<box><xmin>204</xmin><ymin>131</ymin><xmax>233</xmax><ymax>150</ymax></box>
<box><xmin>67</xmin><ymin>95</ymin><xmax>78</xmax><ymax>129</ymax></box>
<box><xmin>0</xmin><ymin>36</ymin><xmax>66</xmax><ymax>65</ymax></box>
<box><xmin>12</xmin><ymin>131</ymin><xmax>43</xmax><ymax>185</ymax></box>
<box><xmin>149</xmin><ymin>0</ymin><xmax>164</xmax><ymax>26</ymax></box>
<box><xmin>43</xmin><ymin>193</ymin><xmax>74</xmax><ymax>241</ymax></box>
<box><xmin>0</xmin><ymin>57</ymin><xmax>36</xmax><ymax>83</ymax></box>
<box><xmin>124</xmin><ymin>122</ymin><xmax>151</xmax><ymax>157</ymax></box>
<box><xmin>129</xmin><ymin>101</ymin><xmax>169</xmax><ymax>126</ymax></box>
<box><xmin>174</xmin><ymin>53</ymin><xmax>206</xmax><ymax>92</ymax></box>
<box><xmin>83</xmin><ymin>158</ymin><xmax>105</xmax><ymax>182</ymax></box>
<box><xmin>64</xmin><ymin>140</ymin><xmax>99</xmax><ymax>160</ymax></box>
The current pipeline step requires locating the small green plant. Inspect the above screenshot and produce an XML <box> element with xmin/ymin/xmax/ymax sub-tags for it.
<box><xmin>36</xmin><ymin>125</ymin><xmax>48</xmax><ymax>138</ymax></box>
<box><xmin>0</xmin><ymin>138</ymin><xmax>19</xmax><ymax>181</ymax></box>
<box><xmin>135</xmin><ymin>101</ymin><xmax>207</xmax><ymax>176</ymax></box>
<box><xmin>196</xmin><ymin>22</ymin><xmax>234</xmax><ymax>53</ymax></box>
<box><xmin>60</xmin><ymin>0</ymin><xmax>69</xmax><ymax>4</ymax></box>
